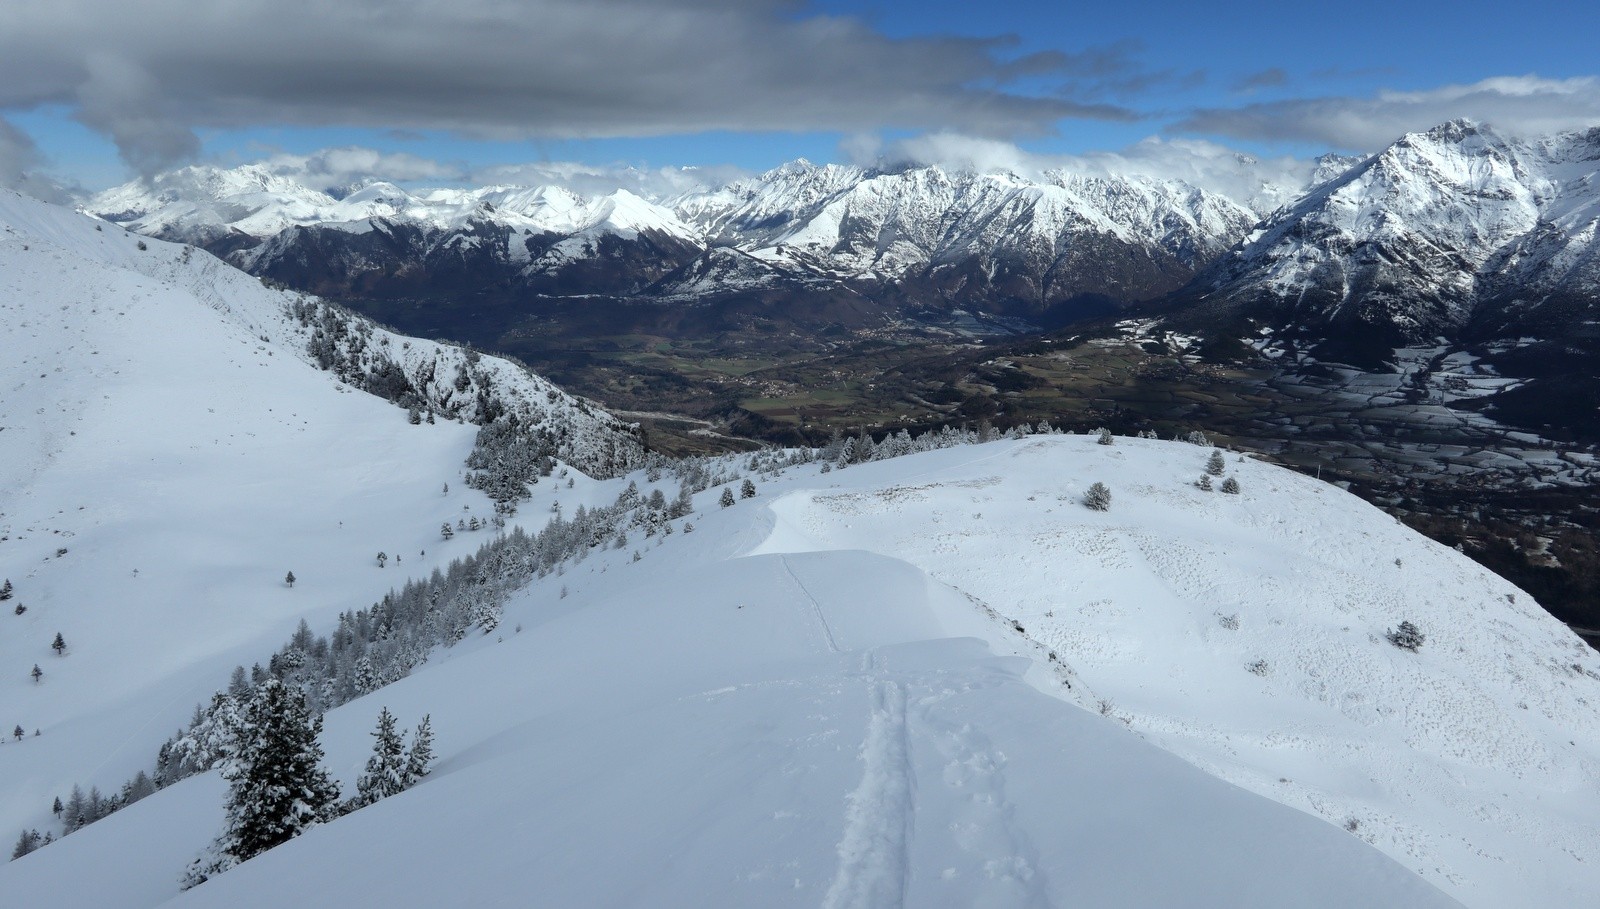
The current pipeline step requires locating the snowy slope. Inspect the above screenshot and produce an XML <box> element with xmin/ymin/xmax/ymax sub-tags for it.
<box><xmin>7</xmin><ymin>427</ymin><xmax>1595</xmax><ymax>905</ymax></box>
<box><xmin>0</xmin><ymin>189</ymin><xmax>635</xmax><ymax>845</ymax></box>
<box><xmin>747</xmin><ymin>438</ymin><xmax>1600</xmax><ymax>907</ymax></box>
<box><xmin>1188</xmin><ymin>120</ymin><xmax>1600</xmax><ymax>340</ymax></box>
<box><xmin>1</xmin><ymin>439</ymin><xmax>1468</xmax><ymax>908</ymax></box>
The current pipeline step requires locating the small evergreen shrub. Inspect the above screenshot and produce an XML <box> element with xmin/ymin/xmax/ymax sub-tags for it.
<box><xmin>1387</xmin><ymin>621</ymin><xmax>1425</xmax><ymax>652</ymax></box>
<box><xmin>1084</xmin><ymin>482</ymin><xmax>1111</xmax><ymax>511</ymax></box>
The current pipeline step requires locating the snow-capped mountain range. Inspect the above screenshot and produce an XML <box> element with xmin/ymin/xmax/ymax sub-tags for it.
<box><xmin>86</xmin><ymin>119</ymin><xmax>1600</xmax><ymax>346</ymax></box>
<box><xmin>5</xmin><ymin>189</ymin><xmax>1600</xmax><ymax>906</ymax></box>
<box><xmin>1183</xmin><ymin>120</ymin><xmax>1600</xmax><ymax>343</ymax></box>
<box><xmin>87</xmin><ymin>157</ymin><xmax>1265</xmax><ymax>322</ymax></box>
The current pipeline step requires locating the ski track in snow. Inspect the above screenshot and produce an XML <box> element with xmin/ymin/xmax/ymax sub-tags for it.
<box><xmin>779</xmin><ymin>554</ymin><xmax>840</xmax><ymax>654</ymax></box>
<box><xmin>823</xmin><ymin>650</ymin><xmax>912</xmax><ymax>909</ymax></box>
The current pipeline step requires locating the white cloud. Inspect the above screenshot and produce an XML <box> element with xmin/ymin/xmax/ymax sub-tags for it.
<box><xmin>468</xmin><ymin>160</ymin><xmax>751</xmax><ymax>201</ymax></box>
<box><xmin>0</xmin><ymin>116</ymin><xmax>73</xmax><ymax>203</ymax></box>
<box><xmin>858</xmin><ymin>131</ymin><xmax>1317</xmax><ymax>208</ymax></box>
<box><xmin>257</xmin><ymin>147</ymin><xmax>465</xmax><ymax>192</ymax></box>
<box><xmin>1173</xmin><ymin>75</ymin><xmax>1600</xmax><ymax>150</ymax></box>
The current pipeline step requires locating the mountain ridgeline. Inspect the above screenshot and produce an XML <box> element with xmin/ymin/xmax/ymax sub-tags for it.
<box><xmin>90</xmin><ymin>158</ymin><xmax>1261</xmax><ymax>331</ymax></box>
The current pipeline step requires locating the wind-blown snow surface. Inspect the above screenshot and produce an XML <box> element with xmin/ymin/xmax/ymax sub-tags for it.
<box><xmin>10</xmin><ymin>433</ymin><xmax>1595</xmax><ymax>907</ymax></box>
<box><xmin>0</xmin><ymin>188</ymin><xmax>628</xmax><ymax>844</ymax></box>
<box><xmin>5</xmin><ymin>438</ymin><xmax>1468</xmax><ymax>908</ymax></box>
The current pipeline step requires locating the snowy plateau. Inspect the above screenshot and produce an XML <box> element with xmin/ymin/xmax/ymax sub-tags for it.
<box><xmin>1</xmin><ymin>190</ymin><xmax>1598</xmax><ymax>908</ymax></box>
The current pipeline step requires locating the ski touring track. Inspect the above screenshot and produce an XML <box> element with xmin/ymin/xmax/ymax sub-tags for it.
<box><xmin>822</xmin><ymin>649</ymin><xmax>913</xmax><ymax>909</ymax></box>
<box><xmin>779</xmin><ymin>553</ymin><xmax>841</xmax><ymax>655</ymax></box>
<box><xmin>820</xmin><ymin>645</ymin><xmax>1054</xmax><ymax>909</ymax></box>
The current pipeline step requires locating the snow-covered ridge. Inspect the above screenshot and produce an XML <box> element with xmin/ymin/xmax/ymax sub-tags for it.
<box><xmin>0</xmin><ymin>187</ymin><xmax>640</xmax><ymax>859</ymax></box>
<box><xmin>2</xmin><ymin>189</ymin><xmax>643</xmax><ymax>478</ymax></box>
<box><xmin>678</xmin><ymin>160</ymin><xmax>1258</xmax><ymax>276</ymax></box>
<box><xmin>5</xmin><ymin>428</ymin><xmax>1491</xmax><ymax>908</ymax></box>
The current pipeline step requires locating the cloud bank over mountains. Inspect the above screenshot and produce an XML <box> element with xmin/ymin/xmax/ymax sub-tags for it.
<box><xmin>1</xmin><ymin>2</ymin><xmax>1596</xmax><ymax>196</ymax></box>
<box><xmin>0</xmin><ymin>0</ymin><xmax>1108</xmax><ymax>176</ymax></box>
<box><xmin>1175</xmin><ymin>75</ymin><xmax>1600</xmax><ymax>149</ymax></box>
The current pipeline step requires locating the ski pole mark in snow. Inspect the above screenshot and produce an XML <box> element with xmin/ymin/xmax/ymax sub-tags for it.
<box><xmin>780</xmin><ymin>554</ymin><xmax>840</xmax><ymax>654</ymax></box>
<box><xmin>824</xmin><ymin>665</ymin><xmax>914</xmax><ymax>909</ymax></box>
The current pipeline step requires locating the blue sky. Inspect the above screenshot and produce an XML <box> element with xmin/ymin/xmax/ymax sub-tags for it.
<box><xmin>2</xmin><ymin>0</ymin><xmax>1598</xmax><ymax>193</ymax></box>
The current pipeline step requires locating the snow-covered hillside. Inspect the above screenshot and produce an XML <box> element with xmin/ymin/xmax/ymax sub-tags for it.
<box><xmin>4</xmin><ymin>433</ymin><xmax>1479</xmax><ymax>908</ymax></box>
<box><xmin>1188</xmin><ymin>119</ymin><xmax>1600</xmax><ymax>341</ymax></box>
<box><xmin>6</xmin><ymin>410</ymin><xmax>1596</xmax><ymax>904</ymax></box>
<box><xmin>0</xmin><ymin>187</ymin><xmax>636</xmax><ymax>849</ymax></box>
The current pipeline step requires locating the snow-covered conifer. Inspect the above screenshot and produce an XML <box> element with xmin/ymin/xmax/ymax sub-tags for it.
<box><xmin>1387</xmin><ymin>621</ymin><xmax>1426</xmax><ymax>652</ymax></box>
<box><xmin>351</xmin><ymin>707</ymin><xmax>408</xmax><ymax>811</ymax></box>
<box><xmin>741</xmin><ymin>479</ymin><xmax>756</xmax><ymax>499</ymax></box>
<box><xmin>404</xmin><ymin>715</ymin><xmax>434</xmax><ymax>786</ymax></box>
<box><xmin>720</xmin><ymin>488</ymin><xmax>736</xmax><ymax>508</ymax></box>
<box><xmin>12</xmin><ymin>828</ymin><xmax>42</xmax><ymax>860</ymax></box>
<box><xmin>1084</xmin><ymin>482</ymin><xmax>1112</xmax><ymax>511</ymax></box>
<box><xmin>1206</xmin><ymin>449</ymin><xmax>1226</xmax><ymax>476</ymax></box>
<box><xmin>1096</xmin><ymin>428</ymin><xmax>1114</xmax><ymax>445</ymax></box>
<box><xmin>284</xmin><ymin>571</ymin><xmax>296</xmax><ymax>588</ymax></box>
<box><xmin>213</xmin><ymin>679</ymin><xmax>339</xmax><ymax>864</ymax></box>
<box><xmin>52</xmin><ymin>632</ymin><xmax>66</xmax><ymax>655</ymax></box>
<box><xmin>1220</xmin><ymin>477</ymin><xmax>1240</xmax><ymax>494</ymax></box>
<box><xmin>63</xmin><ymin>785</ymin><xmax>86</xmax><ymax>831</ymax></box>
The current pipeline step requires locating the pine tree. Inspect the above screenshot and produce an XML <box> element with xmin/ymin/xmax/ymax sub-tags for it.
<box><xmin>740</xmin><ymin>479</ymin><xmax>756</xmax><ymax>499</ymax></box>
<box><xmin>0</xmin><ymin>579</ymin><xmax>11</xmax><ymax>601</ymax></box>
<box><xmin>719</xmin><ymin>488</ymin><xmax>735</xmax><ymax>508</ymax></box>
<box><xmin>1220</xmin><ymin>477</ymin><xmax>1240</xmax><ymax>494</ymax></box>
<box><xmin>1096</xmin><ymin>427</ymin><xmax>1114</xmax><ymax>445</ymax></box>
<box><xmin>63</xmin><ymin>785</ymin><xmax>86</xmax><ymax>831</ymax></box>
<box><xmin>51</xmin><ymin>796</ymin><xmax>61</xmax><ymax>816</ymax></box>
<box><xmin>12</xmin><ymin>828</ymin><xmax>42</xmax><ymax>860</ymax></box>
<box><xmin>12</xmin><ymin>725</ymin><xmax>22</xmax><ymax>741</ymax></box>
<box><xmin>52</xmin><ymin>632</ymin><xmax>65</xmax><ymax>655</ymax></box>
<box><xmin>376</xmin><ymin>551</ymin><xmax>387</xmax><ymax>568</ymax></box>
<box><xmin>1387</xmin><ymin>621</ymin><xmax>1425</xmax><ymax>652</ymax></box>
<box><xmin>284</xmin><ymin>571</ymin><xmax>296</xmax><ymax>588</ymax></box>
<box><xmin>1084</xmin><ymin>482</ymin><xmax>1112</xmax><ymax>511</ymax></box>
<box><xmin>122</xmin><ymin>771</ymin><xmax>156</xmax><ymax>805</ymax></box>
<box><xmin>1196</xmin><ymin>474</ymin><xmax>1213</xmax><ymax>491</ymax></box>
<box><xmin>215</xmin><ymin>679</ymin><xmax>339</xmax><ymax>865</ymax></box>
<box><xmin>405</xmin><ymin>715</ymin><xmax>434</xmax><ymax>786</ymax></box>
<box><xmin>30</xmin><ymin>664</ymin><xmax>41</xmax><ymax>684</ymax></box>
<box><xmin>441</xmin><ymin>522</ymin><xmax>454</xmax><ymax>540</ymax></box>
<box><xmin>351</xmin><ymin>707</ymin><xmax>408</xmax><ymax>810</ymax></box>
<box><xmin>1206</xmin><ymin>449</ymin><xmax>1226</xmax><ymax>476</ymax></box>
